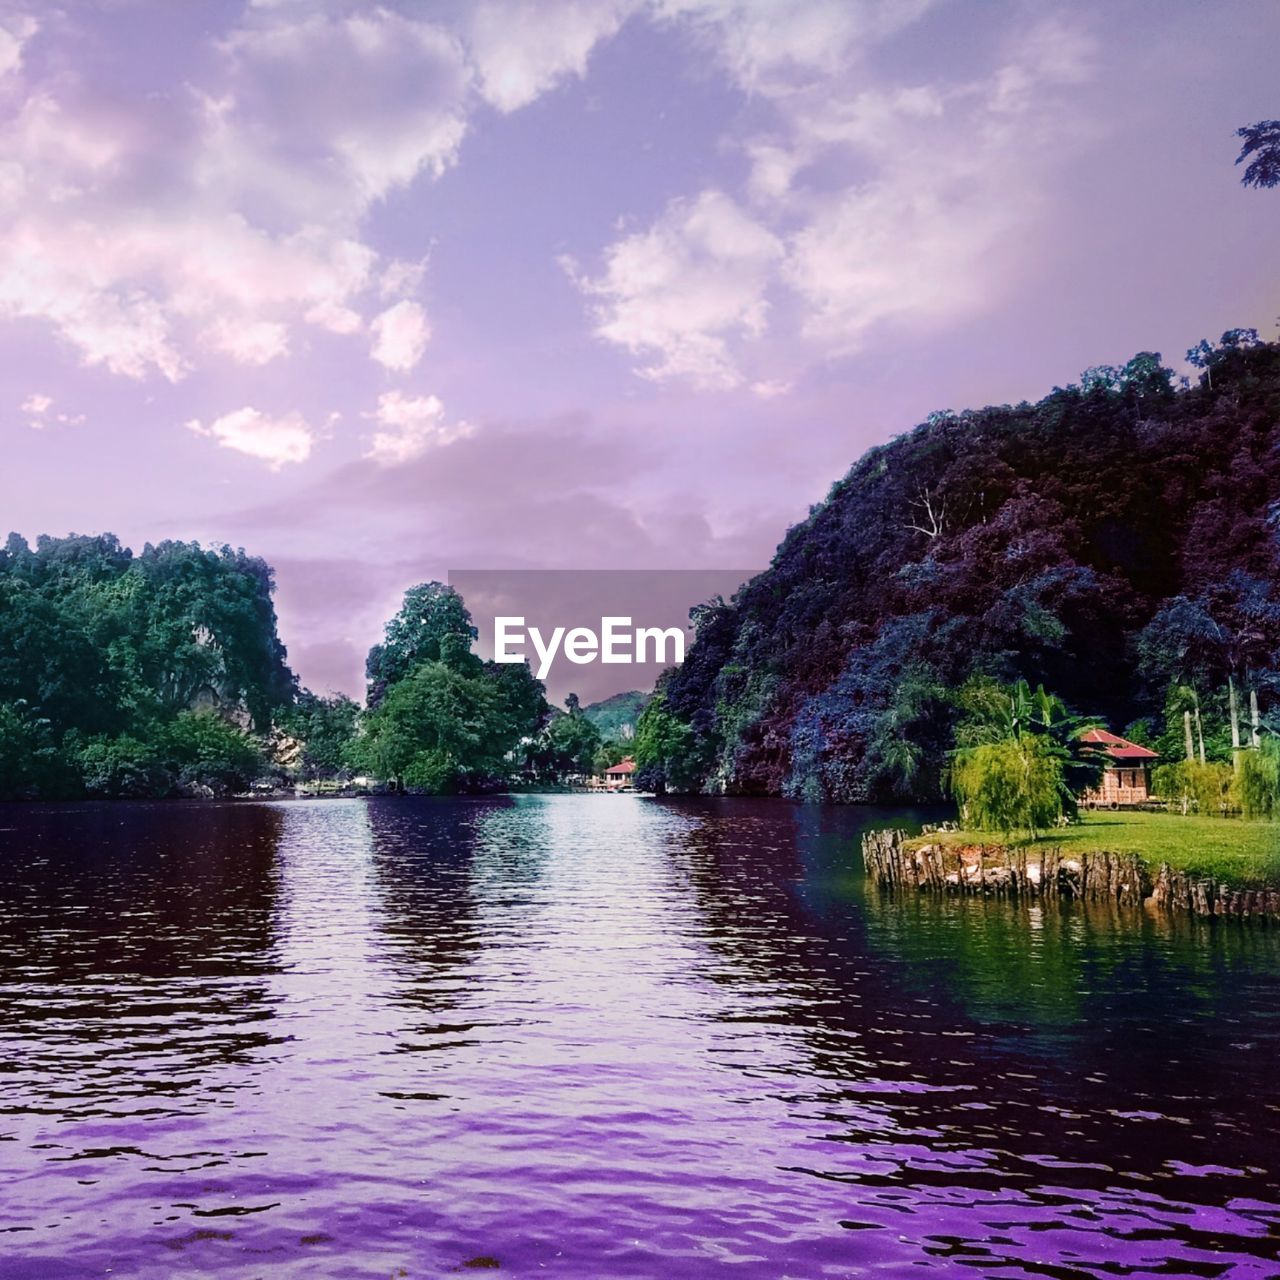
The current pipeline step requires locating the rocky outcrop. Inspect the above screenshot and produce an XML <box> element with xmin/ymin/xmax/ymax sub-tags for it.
<box><xmin>862</xmin><ymin>829</ymin><xmax>1278</xmax><ymax>922</ymax></box>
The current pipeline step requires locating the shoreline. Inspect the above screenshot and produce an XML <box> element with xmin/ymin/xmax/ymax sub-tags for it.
<box><xmin>863</xmin><ymin>828</ymin><xmax>1280</xmax><ymax>923</ymax></box>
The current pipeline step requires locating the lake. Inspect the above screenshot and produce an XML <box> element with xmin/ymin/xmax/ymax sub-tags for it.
<box><xmin>0</xmin><ymin>795</ymin><xmax>1277</xmax><ymax>1278</ymax></box>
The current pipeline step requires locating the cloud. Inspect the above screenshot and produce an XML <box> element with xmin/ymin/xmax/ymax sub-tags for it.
<box><xmin>654</xmin><ymin>0</ymin><xmax>934</xmax><ymax>93</ymax></box>
<box><xmin>370</xmin><ymin>300</ymin><xmax>430</xmax><ymax>372</ymax></box>
<box><xmin>364</xmin><ymin>391</ymin><xmax>473</xmax><ymax>465</ymax></box>
<box><xmin>21</xmin><ymin>391</ymin><xmax>84</xmax><ymax>430</ymax></box>
<box><xmin>0</xmin><ymin>6</ymin><xmax>467</xmax><ymax>384</ymax></box>
<box><xmin>214</xmin><ymin>8</ymin><xmax>473</xmax><ymax>212</ymax></box>
<box><xmin>468</xmin><ymin>0</ymin><xmax>638</xmax><ymax>112</ymax></box>
<box><xmin>186</xmin><ymin>406</ymin><xmax>314</xmax><ymax>468</ymax></box>
<box><xmin>204</xmin><ymin>316</ymin><xmax>290</xmax><ymax>366</ymax></box>
<box><xmin>750</xmin><ymin>379</ymin><xmax>791</xmax><ymax>399</ymax></box>
<box><xmin>572</xmin><ymin>9</ymin><xmax>1098</xmax><ymax>381</ymax></box>
<box><xmin>0</xmin><ymin>12</ymin><xmax>36</xmax><ymax>79</ymax></box>
<box><xmin>379</xmin><ymin>256</ymin><xmax>429</xmax><ymax>300</ymax></box>
<box><xmin>567</xmin><ymin>189</ymin><xmax>783</xmax><ymax>389</ymax></box>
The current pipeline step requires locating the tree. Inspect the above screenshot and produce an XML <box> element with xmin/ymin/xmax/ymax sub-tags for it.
<box><xmin>0</xmin><ymin>532</ymin><xmax>295</xmax><ymax>798</ymax></box>
<box><xmin>544</xmin><ymin>702</ymin><xmax>601</xmax><ymax>778</ymax></box>
<box><xmin>365</xmin><ymin>582</ymin><xmax>477</xmax><ymax>707</ymax></box>
<box><xmin>278</xmin><ymin>691</ymin><xmax>360</xmax><ymax>778</ymax></box>
<box><xmin>634</xmin><ymin>690</ymin><xmax>706</xmax><ymax>794</ymax></box>
<box><xmin>1232</xmin><ymin>737</ymin><xmax>1280</xmax><ymax>819</ymax></box>
<box><xmin>953</xmin><ymin>677</ymin><xmax>1104</xmax><ymax>814</ymax></box>
<box><xmin>356</xmin><ymin>660</ymin><xmax>519</xmax><ymax>793</ymax></box>
<box><xmin>949</xmin><ymin>735</ymin><xmax>1065</xmax><ymax>837</ymax></box>
<box><xmin>161</xmin><ymin>710</ymin><xmax>265</xmax><ymax>795</ymax></box>
<box><xmin>1236</xmin><ymin>119</ymin><xmax>1280</xmax><ymax>189</ymax></box>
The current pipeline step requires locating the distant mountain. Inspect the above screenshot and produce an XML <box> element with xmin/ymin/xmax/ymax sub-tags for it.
<box><xmin>582</xmin><ymin>690</ymin><xmax>649</xmax><ymax>741</ymax></box>
<box><xmin>641</xmin><ymin>336</ymin><xmax>1280</xmax><ymax>800</ymax></box>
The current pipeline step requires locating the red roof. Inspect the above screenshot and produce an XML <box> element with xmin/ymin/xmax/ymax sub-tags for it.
<box><xmin>1078</xmin><ymin>728</ymin><xmax>1158</xmax><ymax>761</ymax></box>
<box><xmin>605</xmin><ymin>757</ymin><xmax>636</xmax><ymax>775</ymax></box>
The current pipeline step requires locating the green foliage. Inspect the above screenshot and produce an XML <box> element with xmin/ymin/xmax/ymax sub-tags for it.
<box><xmin>0</xmin><ymin>534</ymin><xmax>293</xmax><ymax>799</ymax></box>
<box><xmin>1232</xmin><ymin>739</ymin><xmax>1280</xmax><ymax>820</ymax></box>
<box><xmin>354</xmin><ymin>581</ymin><xmax>552</xmax><ymax>791</ymax></box>
<box><xmin>593</xmin><ymin>739</ymin><xmax>630</xmax><ymax>772</ymax></box>
<box><xmin>356</xmin><ymin>660</ymin><xmax>527</xmax><ymax>793</ymax></box>
<box><xmin>953</xmin><ymin>676</ymin><xmax>1103</xmax><ymax>814</ymax></box>
<box><xmin>634</xmin><ymin>690</ymin><xmax>706</xmax><ymax>794</ymax></box>
<box><xmin>161</xmin><ymin>712</ymin><xmax>266</xmax><ymax>794</ymax></box>
<box><xmin>580</xmin><ymin>690</ymin><xmax>647</xmax><ymax>741</ymax></box>
<box><xmin>76</xmin><ymin>734</ymin><xmax>170</xmax><ymax>798</ymax></box>
<box><xmin>544</xmin><ymin>705</ymin><xmax>601</xmax><ymax>777</ymax></box>
<box><xmin>277</xmin><ymin>691</ymin><xmax>360</xmax><ymax>778</ymax></box>
<box><xmin>365</xmin><ymin>582</ymin><xmax>476</xmax><ymax>707</ymax></box>
<box><xmin>0</xmin><ymin>700</ymin><xmax>77</xmax><ymax>799</ymax></box>
<box><xmin>1153</xmin><ymin>758</ymin><xmax>1235</xmax><ymax>815</ymax></box>
<box><xmin>949</xmin><ymin>735</ymin><xmax>1066</xmax><ymax>837</ymax></box>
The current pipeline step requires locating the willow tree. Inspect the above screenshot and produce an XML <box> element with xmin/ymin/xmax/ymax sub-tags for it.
<box><xmin>949</xmin><ymin>735</ymin><xmax>1064</xmax><ymax>838</ymax></box>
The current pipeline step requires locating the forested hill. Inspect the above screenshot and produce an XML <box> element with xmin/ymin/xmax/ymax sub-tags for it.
<box><xmin>582</xmin><ymin>690</ymin><xmax>648</xmax><ymax>740</ymax></box>
<box><xmin>641</xmin><ymin>334</ymin><xmax>1280</xmax><ymax>801</ymax></box>
<box><xmin>0</xmin><ymin>534</ymin><xmax>294</xmax><ymax>797</ymax></box>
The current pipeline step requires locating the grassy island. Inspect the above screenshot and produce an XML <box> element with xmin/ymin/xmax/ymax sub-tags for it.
<box><xmin>905</xmin><ymin>810</ymin><xmax>1280</xmax><ymax>889</ymax></box>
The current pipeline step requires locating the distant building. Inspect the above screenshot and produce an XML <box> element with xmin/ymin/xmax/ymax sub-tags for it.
<box><xmin>601</xmin><ymin>757</ymin><xmax>636</xmax><ymax>790</ymax></box>
<box><xmin>1079</xmin><ymin>729</ymin><xmax>1159</xmax><ymax>807</ymax></box>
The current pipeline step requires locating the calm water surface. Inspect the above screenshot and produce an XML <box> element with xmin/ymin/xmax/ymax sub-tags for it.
<box><xmin>0</xmin><ymin>795</ymin><xmax>1277</xmax><ymax>1278</ymax></box>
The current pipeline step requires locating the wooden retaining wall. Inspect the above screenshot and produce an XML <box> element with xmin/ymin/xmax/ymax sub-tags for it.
<box><xmin>862</xmin><ymin>829</ymin><xmax>1280</xmax><ymax>922</ymax></box>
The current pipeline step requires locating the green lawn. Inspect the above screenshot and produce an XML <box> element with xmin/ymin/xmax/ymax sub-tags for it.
<box><xmin>908</xmin><ymin>810</ymin><xmax>1280</xmax><ymax>887</ymax></box>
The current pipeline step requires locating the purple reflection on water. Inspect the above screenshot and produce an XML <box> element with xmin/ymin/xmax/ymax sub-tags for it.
<box><xmin>0</xmin><ymin>796</ymin><xmax>1277</xmax><ymax>1278</ymax></box>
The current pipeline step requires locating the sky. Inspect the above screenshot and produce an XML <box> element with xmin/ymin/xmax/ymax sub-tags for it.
<box><xmin>1</xmin><ymin>0</ymin><xmax>1277</xmax><ymax>701</ymax></box>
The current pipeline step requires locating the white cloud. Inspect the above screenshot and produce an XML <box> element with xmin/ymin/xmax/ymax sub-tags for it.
<box><xmin>781</xmin><ymin>22</ymin><xmax>1097</xmax><ymax>351</ymax></box>
<box><xmin>186</xmin><ymin>406</ymin><xmax>313</xmax><ymax>468</ymax></box>
<box><xmin>214</xmin><ymin>9</ymin><xmax>473</xmax><ymax>211</ymax></box>
<box><xmin>364</xmin><ymin>391</ymin><xmax>473</xmax><ymax>465</ymax></box>
<box><xmin>305</xmin><ymin>300</ymin><xmax>364</xmax><ymax>335</ymax></box>
<box><xmin>569</xmin><ymin>190</ymin><xmax>782</xmax><ymax>389</ymax></box>
<box><xmin>468</xmin><ymin>0</ymin><xmax>638</xmax><ymax>112</ymax></box>
<box><xmin>22</xmin><ymin>391</ymin><xmax>85</xmax><ymax>430</ymax></box>
<box><xmin>379</xmin><ymin>256</ymin><xmax>429</xmax><ymax>300</ymax></box>
<box><xmin>0</xmin><ymin>13</ymin><xmax>36</xmax><ymax>80</ymax></box>
<box><xmin>370</xmin><ymin>299</ymin><xmax>430</xmax><ymax>372</ymax></box>
<box><xmin>0</xmin><ymin>7</ymin><xmax>466</xmax><ymax>383</ymax></box>
<box><xmin>750</xmin><ymin>379</ymin><xmax>791</xmax><ymax>399</ymax></box>
<box><xmin>572</xmin><ymin>9</ymin><xmax>1098</xmax><ymax>382</ymax></box>
<box><xmin>204</xmin><ymin>316</ymin><xmax>290</xmax><ymax>366</ymax></box>
<box><xmin>654</xmin><ymin>0</ymin><xmax>933</xmax><ymax>93</ymax></box>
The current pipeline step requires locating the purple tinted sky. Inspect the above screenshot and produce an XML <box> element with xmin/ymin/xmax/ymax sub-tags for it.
<box><xmin>1</xmin><ymin>0</ymin><xmax>1276</xmax><ymax>700</ymax></box>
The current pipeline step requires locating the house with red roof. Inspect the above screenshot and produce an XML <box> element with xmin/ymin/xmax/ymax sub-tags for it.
<box><xmin>1079</xmin><ymin>728</ymin><xmax>1159</xmax><ymax>808</ymax></box>
<box><xmin>600</xmin><ymin>757</ymin><xmax>636</xmax><ymax>791</ymax></box>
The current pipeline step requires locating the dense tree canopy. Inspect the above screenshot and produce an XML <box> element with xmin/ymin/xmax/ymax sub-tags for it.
<box><xmin>653</xmin><ymin>338</ymin><xmax>1280</xmax><ymax>801</ymax></box>
<box><xmin>0</xmin><ymin>534</ymin><xmax>294</xmax><ymax>798</ymax></box>
<box><xmin>355</xmin><ymin>582</ymin><xmax>552</xmax><ymax>792</ymax></box>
